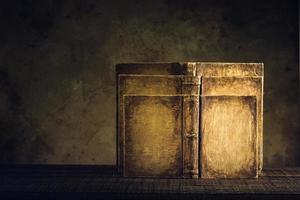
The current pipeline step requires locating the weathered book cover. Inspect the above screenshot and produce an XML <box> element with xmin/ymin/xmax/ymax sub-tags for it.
<box><xmin>116</xmin><ymin>62</ymin><xmax>263</xmax><ymax>178</ymax></box>
<box><xmin>124</xmin><ymin>95</ymin><xmax>183</xmax><ymax>177</ymax></box>
<box><xmin>201</xmin><ymin>96</ymin><xmax>258</xmax><ymax>178</ymax></box>
<box><xmin>195</xmin><ymin>62</ymin><xmax>263</xmax><ymax>77</ymax></box>
<box><xmin>195</xmin><ymin>62</ymin><xmax>263</xmax><ymax>174</ymax></box>
<box><xmin>118</xmin><ymin>74</ymin><xmax>183</xmax><ymax>177</ymax></box>
<box><xmin>117</xmin><ymin>63</ymin><xmax>200</xmax><ymax>178</ymax></box>
<box><xmin>201</xmin><ymin>76</ymin><xmax>263</xmax><ymax>175</ymax></box>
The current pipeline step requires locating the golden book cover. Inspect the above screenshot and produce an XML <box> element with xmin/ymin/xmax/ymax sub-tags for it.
<box><xmin>116</xmin><ymin>62</ymin><xmax>263</xmax><ymax>178</ymax></box>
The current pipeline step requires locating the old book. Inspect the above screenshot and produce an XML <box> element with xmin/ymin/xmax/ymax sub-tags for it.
<box><xmin>124</xmin><ymin>95</ymin><xmax>183</xmax><ymax>177</ymax></box>
<box><xmin>182</xmin><ymin>63</ymin><xmax>200</xmax><ymax>178</ymax></box>
<box><xmin>201</xmin><ymin>76</ymin><xmax>263</xmax><ymax>175</ymax></box>
<box><xmin>195</xmin><ymin>62</ymin><xmax>263</xmax><ymax>77</ymax></box>
<box><xmin>117</xmin><ymin>68</ymin><xmax>199</xmax><ymax>177</ymax></box>
<box><xmin>116</xmin><ymin>62</ymin><xmax>263</xmax><ymax>178</ymax></box>
<box><xmin>201</xmin><ymin>96</ymin><xmax>258</xmax><ymax>178</ymax></box>
<box><xmin>195</xmin><ymin>62</ymin><xmax>263</xmax><ymax>174</ymax></box>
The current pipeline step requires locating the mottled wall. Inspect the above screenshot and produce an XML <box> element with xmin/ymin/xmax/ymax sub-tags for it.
<box><xmin>0</xmin><ymin>0</ymin><xmax>299</xmax><ymax>167</ymax></box>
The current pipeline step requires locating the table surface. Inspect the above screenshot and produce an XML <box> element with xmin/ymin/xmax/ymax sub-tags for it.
<box><xmin>0</xmin><ymin>166</ymin><xmax>299</xmax><ymax>199</ymax></box>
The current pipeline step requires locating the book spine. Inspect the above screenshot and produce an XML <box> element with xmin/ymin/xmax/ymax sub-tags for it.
<box><xmin>182</xmin><ymin>63</ymin><xmax>200</xmax><ymax>178</ymax></box>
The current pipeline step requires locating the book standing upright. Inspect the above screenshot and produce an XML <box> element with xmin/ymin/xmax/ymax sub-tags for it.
<box><xmin>116</xmin><ymin>62</ymin><xmax>263</xmax><ymax>178</ymax></box>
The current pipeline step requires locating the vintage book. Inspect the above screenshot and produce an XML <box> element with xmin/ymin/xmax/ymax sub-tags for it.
<box><xmin>195</xmin><ymin>62</ymin><xmax>263</xmax><ymax>77</ymax></box>
<box><xmin>201</xmin><ymin>76</ymin><xmax>263</xmax><ymax>175</ymax></box>
<box><xmin>182</xmin><ymin>63</ymin><xmax>200</xmax><ymax>178</ymax></box>
<box><xmin>124</xmin><ymin>95</ymin><xmax>183</xmax><ymax>177</ymax></box>
<box><xmin>201</xmin><ymin>96</ymin><xmax>258</xmax><ymax>178</ymax></box>
<box><xmin>116</xmin><ymin>62</ymin><xmax>263</xmax><ymax>178</ymax></box>
<box><xmin>117</xmin><ymin>72</ymin><xmax>199</xmax><ymax>177</ymax></box>
<box><xmin>196</xmin><ymin>62</ymin><xmax>263</xmax><ymax>175</ymax></box>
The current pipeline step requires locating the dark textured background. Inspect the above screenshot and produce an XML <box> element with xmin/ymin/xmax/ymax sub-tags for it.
<box><xmin>0</xmin><ymin>0</ymin><xmax>298</xmax><ymax>167</ymax></box>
